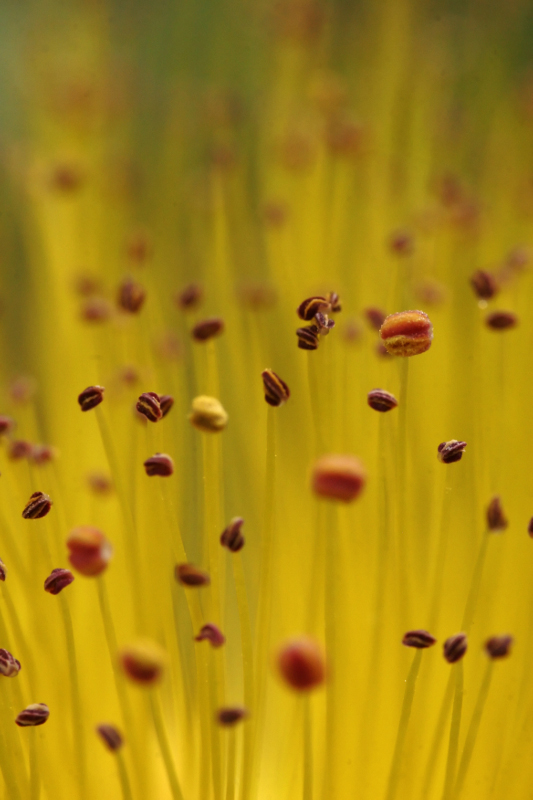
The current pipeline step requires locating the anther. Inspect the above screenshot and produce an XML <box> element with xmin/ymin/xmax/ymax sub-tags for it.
<box><xmin>87</xmin><ymin>472</ymin><xmax>112</xmax><ymax>495</ymax></box>
<box><xmin>96</xmin><ymin>723</ymin><xmax>124</xmax><ymax>752</ymax></box>
<box><xmin>380</xmin><ymin>310</ymin><xmax>433</xmax><ymax>357</ymax></box>
<box><xmin>443</xmin><ymin>633</ymin><xmax>468</xmax><ymax>664</ymax></box>
<box><xmin>0</xmin><ymin>558</ymin><xmax>6</xmax><ymax>581</ymax></box>
<box><xmin>80</xmin><ymin>297</ymin><xmax>112</xmax><ymax>323</ymax></box>
<box><xmin>44</xmin><ymin>568</ymin><xmax>74</xmax><ymax>595</ymax></box>
<box><xmin>261</xmin><ymin>369</ymin><xmax>290</xmax><ymax>407</ymax></box>
<box><xmin>175</xmin><ymin>563</ymin><xmax>211</xmax><ymax>587</ymax></box>
<box><xmin>0</xmin><ymin>649</ymin><xmax>21</xmax><ymax>677</ymax></box>
<box><xmin>191</xmin><ymin>317</ymin><xmax>225</xmax><ymax>342</ymax></box>
<box><xmin>487</xmin><ymin>496</ymin><xmax>508</xmax><ymax>532</ymax></box>
<box><xmin>528</xmin><ymin>518</ymin><xmax>533</xmax><ymax>538</ymax></box>
<box><xmin>402</xmin><ymin>629</ymin><xmax>437</xmax><ymax>648</ymax></box>
<box><xmin>176</xmin><ymin>283</ymin><xmax>203</xmax><ymax>310</ymax></box>
<box><xmin>485</xmin><ymin>635</ymin><xmax>513</xmax><ymax>659</ymax></box>
<box><xmin>120</xmin><ymin>639</ymin><xmax>166</xmax><ymax>685</ymax></box>
<box><xmin>364</xmin><ymin>307</ymin><xmax>387</xmax><ymax>331</ymax></box>
<box><xmin>31</xmin><ymin>445</ymin><xmax>56</xmax><ymax>465</ymax></box>
<box><xmin>220</xmin><ymin>517</ymin><xmax>245</xmax><ymax>552</ymax></box>
<box><xmin>15</xmin><ymin>703</ymin><xmax>49</xmax><ymax>727</ymax></box>
<box><xmin>437</xmin><ymin>440</ymin><xmax>467</xmax><ymax>464</ymax></box>
<box><xmin>485</xmin><ymin>311</ymin><xmax>518</xmax><ymax>330</ymax></box>
<box><xmin>67</xmin><ymin>526</ymin><xmax>112</xmax><ymax>577</ymax></box>
<box><xmin>143</xmin><ymin>454</ymin><xmax>174</xmax><ymax>477</ymax></box>
<box><xmin>78</xmin><ymin>385</ymin><xmax>105</xmax><ymax>412</ymax></box>
<box><xmin>367</xmin><ymin>389</ymin><xmax>398</xmax><ymax>412</ymax></box>
<box><xmin>0</xmin><ymin>416</ymin><xmax>15</xmax><ymax>435</ymax></box>
<box><xmin>312</xmin><ymin>454</ymin><xmax>366</xmax><ymax>502</ymax></box>
<box><xmin>389</xmin><ymin>229</ymin><xmax>414</xmax><ymax>256</ymax></box>
<box><xmin>22</xmin><ymin>491</ymin><xmax>53</xmax><ymax>520</ymax></box>
<box><xmin>159</xmin><ymin>395</ymin><xmax>174</xmax><ymax>418</ymax></box>
<box><xmin>8</xmin><ymin>440</ymin><xmax>33</xmax><ymax>460</ymax></box>
<box><xmin>314</xmin><ymin>311</ymin><xmax>335</xmax><ymax>334</ymax></box>
<box><xmin>296</xmin><ymin>324</ymin><xmax>320</xmax><ymax>350</ymax></box>
<box><xmin>189</xmin><ymin>396</ymin><xmax>228</xmax><ymax>433</ymax></box>
<box><xmin>326</xmin><ymin>291</ymin><xmax>342</xmax><ymax>313</ymax></box>
<box><xmin>470</xmin><ymin>270</ymin><xmax>498</xmax><ymax>300</ymax></box>
<box><xmin>117</xmin><ymin>277</ymin><xmax>146</xmax><ymax>313</ymax></box>
<box><xmin>136</xmin><ymin>392</ymin><xmax>162</xmax><ymax>422</ymax></box>
<box><xmin>217</xmin><ymin>707</ymin><xmax>248</xmax><ymax>726</ymax></box>
<box><xmin>277</xmin><ymin>636</ymin><xmax>326</xmax><ymax>691</ymax></box>
<box><xmin>297</xmin><ymin>296</ymin><xmax>329</xmax><ymax>321</ymax></box>
<box><xmin>195</xmin><ymin>623</ymin><xmax>226</xmax><ymax>648</ymax></box>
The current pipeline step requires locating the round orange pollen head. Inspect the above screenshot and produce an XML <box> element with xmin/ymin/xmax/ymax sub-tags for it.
<box><xmin>379</xmin><ymin>310</ymin><xmax>433</xmax><ymax>357</ymax></box>
<box><xmin>277</xmin><ymin>636</ymin><xmax>325</xmax><ymax>691</ymax></box>
<box><xmin>311</xmin><ymin>454</ymin><xmax>366</xmax><ymax>502</ymax></box>
<box><xmin>66</xmin><ymin>526</ymin><xmax>112</xmax><ymax>577</ymax></box>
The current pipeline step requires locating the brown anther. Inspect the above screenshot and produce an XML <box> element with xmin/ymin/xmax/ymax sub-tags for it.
<box><xmin>22</xmin><ymin>491</ymin><xmax>52</xmax><ymax>520</ymax></box>
<box><xmin>8</xmin><ymin>440</ymin><xmax>33</xmax><ymax>460</ymax></box>
<box><xmin>0</xmin><ymin>649</ymin><xmax>21</xmax><ymax>677</ymax></box>
<box><xmin>117</xmin><ymin>278</ymin><xmax>146</xmax><ymax>313</ymax></box>
<box><xmin>0</xmin><ymin>416</ymin><xmax>14</xmax><ymax>435</ymax></box>
<box><xmin>277</xmin><ymin>636</ymin><xmax>326</xmax><ymax>691</ymax></box>
<box><xmin>402</xmin><ymin>629</ymin><xmax>437</xmax><ymax>649</ymax></box>
<box><xmin>0</xmin><ymin>558</ymin><xmax>6</xmax><ymax>581</ymax></box>
<box><xmin>87</xmin><ymin>472</ymin><xmax>112</xmax><ymax>495</ymax></box>
<box><xmin>159</xmin><ymin>395</ymin><xmax>174</xmax><ymax>418</ymax></box>
<box><xmin>195</xmin><ymin>623</ymin><xmax>226</xmax><ymax>648</ymax></box>
<box><xmin>296</xmin><ymin>324</ymin><xmax>320</xmax><ymax>350</ymax></box>
<box><xmin>261</xmin><ymin>369</ymin><xmax>290</xmax><ymax>407</ymax></box>
<box><xmin>189</xmin><ymin>396</ymin><xmax>228</xmax><ymax>433</ymax></box>
<box><xmin>126</xmin><ymin>231</ymin><xmax>152</xmax><ymax>264</ymax></box>
<box><xmin>96</xmin><ymin>723</ymin><xmax>123</xmax><ymax>752</ymax></box>
<box><xmin>74</xmin><ymin>273</ymin><xmax>101</xmax><ymax>297</ymax></box>
<box><xmin>143</xmin><ymin>453</ymin><xmax>174</xmax><ymax>477</ymax></box>
<box><xmin>78</xmin><ymin>385</ymin><xmax>105</xmax><ymax>412</ymax></box>
<box><xmin>485</xmin><ymin>311</ymin><xmax>518</xmax><ymax>330</ymax></box>
<box><xmin>443</xmin><ymin>633</ymin><xmax>468</xmax><ymax>664</ymax></box>
<box><xmin>364</xmin><ymin>307</ymin><xmax>387</xmax><ymax>331</ymax></box>
<box><xmin>437</xmin><ymin>440</ymin><xmax>467</xmax><ymax>465</ymax></box>
<box><xmin>31</xmin><ymin>445</ymin><xmax>56</xmax><ymax>465</ymax></box>
<box><xmin>50</xmin><ymin>163</ymin><xmax>84</xmax><ymax>192</ymax></box>
<box><xmin>528</xmin><ymin>518</ymin><xmax>533</xmax><ymax>538</ymax></box>
<box><xmin>380</xmin><ymin>310</ymin><xmax>433</xmax><ymax>357</ymax></box>
<box><xmin>263</xmin><ymin>201</ymin><xmax>288</xmax><ymax>227</ymax></box>
<box><xmin>485</xmin><ymin>635</ymin><xmax>513</xmax><ymax>659</ymax></box>
<box><xmin>367</xmin><ymin>389</ymin><xmax>398</xmax><ymax>413</ymax></box>
<box><xmin>175</xmin><ymin>563</ymin><xmax>210</xmax><ymax>588</ymax></box>
<box><xmin>342</xmin><ymin>319</ymin><xmax>363</xmax><ymax>344</ymax></box>
<box><xmin>176</xmin><ymin>283</ymin><xmax>203</xmax><ymax>310</ymax></box>
<box><xmin>67</xmin><ymin>526</ymin><xmax>112</xmax><ymax>577</ymax></box>
<box><xmin>389</xmin><ymin>230</ymin><xmax>414</xmax><ymax>256</ymax></box>
<box><xmin>314</xmin><ymin>311</ymin><xmax>335</xmax><ymax>335</ymax></box>
<box><xmin>326</xmin><ymin>119</ymin><xmax>365</xmax><ymax>158</ymax></box>
<box><xmin>217</xmin><ymin>707</ymin><xmax>248</xmax><ymax>726</ymax></box>
<box><xmin>297</xmin><ymin>296</ymin><xmax>329</xmax><ymax>321</ymax></box>
<box><xmin>312</xmin><ymin>454</ymin><xmax>366</xmax><ymax>503</ymax></box>
<box><xmin>470</xmin><ymin>270</ymin><xmax>498</xmax><ymax>300</ymax></box>
<box><xmin>191</xmin><ymin>317</ymin><xmax>225</xmax><ymax>342</ymax></box>
<box><xmin>80</xmin><ymin>297</ymin><xmax>112</xmax><ymax>323</ymax></box>
<box><xmin>136</xmin><ymin>392</ymin><xmax>162</xmax><ymax>422</ymax></box>
<box><xmin>120</xmin><ymin>640</ymin><xmax>166</xmax><ymax>685</ymax></box>
<box><xmin>220</xmin><ymin>517</ymin><xmax>245</xmax><ymax>552</ymax></box>
<box><xmin>487</xmin><ymin>496</ymin><xmax>508</xmax><ymax>532</ymax></box>
<box><xmin>15</xmin><ymin>703</ymin><xmax>49</xmax><ymax>727</ymax></box>
<box><xmin>326</xmin><ymin>291</ymin><xmax>342</xmax><ymax>313</ymax></box>
<box><xmin>44</xmin><ymin>568</ymin><xmax>74</xmax><ymax>595</ymax></box>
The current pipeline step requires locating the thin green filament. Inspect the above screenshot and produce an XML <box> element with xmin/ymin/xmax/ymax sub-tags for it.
<box><xmin>454</xmin><ymin>661</ymin><xmax>494</xmax><ymax>797</ymax></box>
<box><xmin>148</xmin><ymin>691</ymin><xmax>185</xmax><ymax>800</ymax></box>
<box><xmin>441</xmin><ymin>661</ymin><xmax>464</xmax><ymax>800</ymax></box>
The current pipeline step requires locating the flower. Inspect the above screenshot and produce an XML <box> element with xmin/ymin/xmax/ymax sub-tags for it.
<box><xmin>0</xmin><ymin>2</ymin><xmax>531</xmax><ymax>798</ymax></box>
